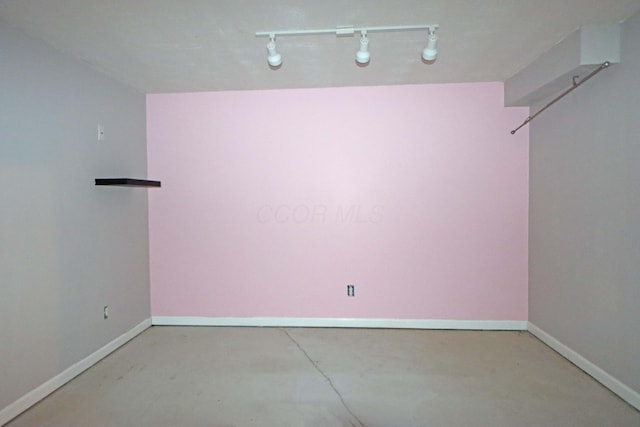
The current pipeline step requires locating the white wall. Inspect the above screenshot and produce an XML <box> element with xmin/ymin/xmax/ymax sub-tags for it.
<box><xmin>0</xmin><ymin>21</ymin><xmax>150</xmax><ymax>414</ymax></box>
<box><xmin>529</xmin><ymin>10</ymin><xmax>640</xmax><ymax>396</ymax></box>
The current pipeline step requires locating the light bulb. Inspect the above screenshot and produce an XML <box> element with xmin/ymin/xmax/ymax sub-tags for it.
<box><xmin>422</xmin><ymin>32</ymin><xmax>438</xmax><ymax>61</ymax></box>
<box><xmin>356</xmin><ymin>32</ymin><xmax>370</xmax><ymax>65</ymax></box>
<box><xmin>267</xmin><ymin>38</ymin><xmax>282</xmax><ymax>67</ymax></box>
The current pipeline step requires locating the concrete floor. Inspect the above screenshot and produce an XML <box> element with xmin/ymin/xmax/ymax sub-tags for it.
<box><xmin>6</xmin><ymin>327</ymin><xmax>639</xmax><ymax>427</ymax></box>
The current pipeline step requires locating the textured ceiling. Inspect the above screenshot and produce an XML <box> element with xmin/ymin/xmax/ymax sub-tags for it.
<box><xmin>1</xmin><ymin>0</ymin><xmax>639</xmax><ymax>93</ymax></box>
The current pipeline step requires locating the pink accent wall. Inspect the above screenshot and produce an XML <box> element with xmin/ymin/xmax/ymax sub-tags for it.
<box><xmin>147</xmin><ymin>83</ymin><xmax>529</xmax><ymax>320</ymax></box>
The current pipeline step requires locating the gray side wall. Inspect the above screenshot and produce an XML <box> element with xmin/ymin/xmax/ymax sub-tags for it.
<box><xmin>529</xmin><ymin>11</ymin><xmax>640</xmax><ymax>393</ymax></box>
<box><xmin>0</xmin><ymin>22</ymin><xmax>150</xmax><ymax>410</ymax></box>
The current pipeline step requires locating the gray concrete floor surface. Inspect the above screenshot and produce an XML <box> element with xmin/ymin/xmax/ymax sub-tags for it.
<box><xmin>6</xmin><ymin>327</ymin><xmax>640</xmax><ymax>427</ymax></box>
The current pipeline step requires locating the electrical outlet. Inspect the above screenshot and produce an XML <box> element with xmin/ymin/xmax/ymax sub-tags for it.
<box><xmin>347</xmin><ymin>285</ymin><xmax>355</xmax><ymax>297</ymax></box>
<box><xmin>97</xmin><ymin>124</ymin><xmax>105</xmax><ymax>141</ymax></box>
<box><xmin>103</xmin><ymin>305</ymin><xmax>109</xmax><ymax>319</ymax></box>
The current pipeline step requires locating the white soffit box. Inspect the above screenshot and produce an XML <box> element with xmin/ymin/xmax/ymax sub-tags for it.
<box><xmin>505</xmin><ymin>23</ymin><xmax>621</xmax><ymax>107</ymax></box>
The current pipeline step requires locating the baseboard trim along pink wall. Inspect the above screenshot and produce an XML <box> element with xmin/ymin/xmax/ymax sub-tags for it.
<box><xmin>152</xmin><ymin>317</ymin><xmax>527</xmax><ymax>330</ymax></box>
<box><xmin>147</xmin><ymin>82</ymin><xmax>529</xmax><ymax>321</ymax></box>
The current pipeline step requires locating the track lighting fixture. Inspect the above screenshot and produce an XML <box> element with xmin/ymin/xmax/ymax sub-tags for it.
<box><xmin>256</xmin><ymin>24</ymin><xmax>439</xmax><ymax>69</ymax></box>
<box><xmin>266</xmin><ymin>34</ymin><xmax>282</xmax><ymax>67</ymax></box>
<box><xmin>355</xmin><ymin>30</ymin><xmax>370</xmax><ymax>65</ymax></box>
<box><xmin>422</xmin><ymin>27</ymin><xmax>438</xmax><ymax>62</ymax></box>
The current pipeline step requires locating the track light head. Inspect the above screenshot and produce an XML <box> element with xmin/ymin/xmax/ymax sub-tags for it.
<box><xmin>266</xmin><ymin>35</ymin><xmax>282</xmax><ymax>67</ymax></box>
<box><xmin>355</xmin><ymin>30</ymin><xmax>370</xmax><ymax>65</ymax></box>
<box><xmin>422</xmin><ymin>27</ymin><xmax>438</xmax><ymax>62</ymax></box>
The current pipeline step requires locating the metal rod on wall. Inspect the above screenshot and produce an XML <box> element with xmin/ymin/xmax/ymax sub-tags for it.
<box><xmin>510</xmin><ymin>61</ymin><xmax>611</xmax><ymax>135</ymax></box>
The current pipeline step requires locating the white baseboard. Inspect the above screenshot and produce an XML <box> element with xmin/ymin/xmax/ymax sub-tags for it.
<box><xmin>0</xmin><ymin>318</ymin><xmax>151</xmax><ymax>426</ymax></box>
<box><xmin>152</xmin><ymin>316</ymin><xmax>527</xmax><ymax>330</ymax></box>
<box><xmin>528</xmin><ymin>322</ymin><xmax>640</xmax><ymax>410</ymax></box>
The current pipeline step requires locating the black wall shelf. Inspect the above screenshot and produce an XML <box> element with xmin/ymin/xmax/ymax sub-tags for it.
<box><xmin>95</xmin><ymin>178</ymin><xmax>161</xmax><ymax>188</ymax></box>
